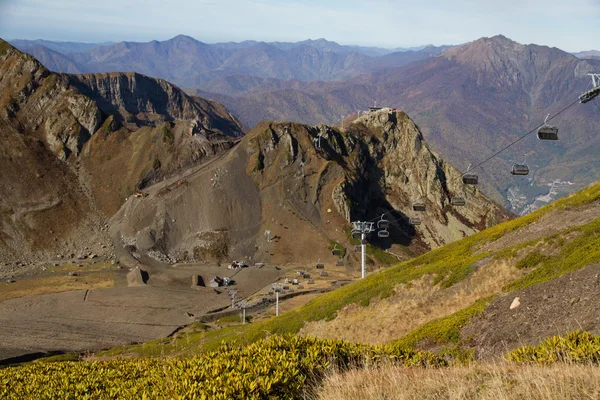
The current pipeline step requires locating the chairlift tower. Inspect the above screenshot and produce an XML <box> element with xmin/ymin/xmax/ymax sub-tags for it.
<box><xmin>228</xmin><ymin>289</ymin><xmax>238</xmax><ymax>309</ymax></box>
<box><xmin>272</xmin><ymin>283</ymin><xmax>282</xmax><ymax>316</ymax></box>
<box><xmin>580</xmin><ymin>74</ymin><xmax>600</xmax><ymax>103</ymax></box>
<box><xmin>237</xmin><ymin>300</ymin><xmax>249</xmax><ymax>324</ymax></box>
<box><xmin>351</xmin><ymin>221</ymin><xmax>375</xmax><ymax>279</ymax></box>
<box><xmin>313</xmin><ymin>133</ymin><xmax>323</xmax><ymax>149</ymax></box>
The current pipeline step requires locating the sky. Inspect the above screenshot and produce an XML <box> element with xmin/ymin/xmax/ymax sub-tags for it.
<box><xmin>0</xmin><ymin>0</ymin><xmax>599</xmax><ymax>52</ymax></box>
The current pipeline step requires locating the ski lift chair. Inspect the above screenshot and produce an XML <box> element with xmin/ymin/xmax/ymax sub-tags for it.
<box><xmin>413</xmin><ymin>201</ymin><xmax>426</xmax><ymax>212</ymax></box>
<box><xmin>409</xmin><ymin>216</ymin><xmax>422</xmax><ymax>226</ymax></box>
<box><xmin>462</xmin><ymin>164</ymin><xmax>478</xmax><ymax>185</ymax></box>
<box><xmin>451</xmin><ymin>196</ymin><xmax>466</xmax><ymax>206</ymax></box>
<box><xmin>378</xmin><ymin>229</ymin><xmax>390</xmax><ymax>238</ymax></box>
<box><xmin>377</xmin><ymin>215</ymin><xmax>389</xmax><ymax>230</ymax></box>
<box><xmin>537</xmin><ymin>114</ymin><xmax>558</xmax><ymax>140</ymax></box>
<box><xmin>511</xmin><ymin>164</ymin><xmax>530</xmax><ymax>176</ymax></box>
<box><xmin>331</xmin><ymin>245</ymin><xmax>341</xmax><ymax>256</ymax></box>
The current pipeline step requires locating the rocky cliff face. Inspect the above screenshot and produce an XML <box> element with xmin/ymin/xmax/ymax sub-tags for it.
<box><xmin>66</xmin><ymin>72</ymin><xmax>245</xmax><ymax>135</ymax></box>
<box><xmin>0</xmin><ymin>40</ymin><xmax>245</xmax><ymax>266</ymax></box>
<box><xmin>113</xmin><ymin>108</ymin><xmax>507</xmax><ymax>270</ymax></box>
<box><xmin>248</xmin><ymin>109</ymin><xmax>506</xmax><ymax>250</ymax></box>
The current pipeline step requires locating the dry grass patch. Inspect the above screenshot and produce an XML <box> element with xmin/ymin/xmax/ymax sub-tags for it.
<box><xmin>300</xmin><ymin>259</ymin><xmax>521</xmax><ymax>344</ymax></box>
<box><xmin>315</xmin><ymin>363</ymin><xmax>600</xmax><ymax>400</ymax></box>
<box><xmin>0</xmin><ymin>273</ymin><xmax>115</xmax><ymax>302</ymax></box>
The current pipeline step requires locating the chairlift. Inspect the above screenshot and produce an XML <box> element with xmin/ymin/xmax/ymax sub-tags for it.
<box><xmin>413</xmin><ymin>201</ymin><xmax>426</xmax><ymax>212</ymax></box>
<box><xmin>351</xmin><ymin>230</ymin><xmax>362</xmax><ymax>240</ymax></box>
<box><xmin>331</xmin><ymin>244</ymin><xmax>342</xmax><ymax>256</ymax></box>
<box><xmin>511</xmin><ymin>164</ymin><xmax>529</xmax><ymax>176</ymax></box>
<box><xmin>462</xmin><ymin>163</ymin><xmax>478</xmax><ymax>185</ymax></box>
<box><xmin>451</xmin><ymin>196</ymin><xmax>466</xmax><ymax>206</ymax></box>
<box><xmin>409</xmin><ymin>216</ymin><xmax>422</xmax><ymax>226</ymax></box>
<box><xmin>462</xmin><ymin>174</ymin><xmax>478</xmax><ymax>185</ymax></box>
<box><xmin>579</xmin><ymin>73</ymin><xmax>600</xmax><ymax>103</ymax></box>
<box><xmin>378</xmin><ymin>229</ymin><xmax>390</xmax><ymax>238</ymax></box>
<box><xmin>377</xmin><ymin>214</ymin><xmax>389</xmax><ymax>229</ymax></box>
<box><xmin>537</xmin><ymin>114</ymin><xmax>558</xmax><ymax>140</ymax></box>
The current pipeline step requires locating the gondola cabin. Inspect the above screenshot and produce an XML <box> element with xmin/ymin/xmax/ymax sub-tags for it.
<box><xmin>537</xmin><ymin>125</ymin><xmax>558</xmax><ymax>140</ymax></box>
<box><xmin>413</xmin><ymin>201</ymin><xmax>426</xmax><ymax>212</ymax></box>
<box><xmin>377</xmin><ymin>218</ymin><xmax>389</xmax><ymax>229</ymax></box>
<box><xmin>451</xmin><ymin>196</ymin><xmax>466</xmax><ymax>206</ymax></box>
<box><xmin>511</xmin><ymin>164</ymin><xmax>530</xmax><ymax>176</ymax></box>
<box><xmin>462</xmin><ymin>174</ymin><xmax>478</xmax><ymax>185</ymax></box>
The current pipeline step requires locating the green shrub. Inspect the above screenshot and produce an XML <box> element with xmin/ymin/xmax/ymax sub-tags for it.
<box><xmin>515</xmin><ymin>250</ymin><xmax>550</xmax><ymax>269</ymax></box>
<box><xmin>0</xmin><ymin>335</ymin><xmax>446</xmax><ymax>399</ymax></box>
<box><xmin>506</xmin><ymin>331</ymin><xmax>600</xmax><ymax>364</ymax></box>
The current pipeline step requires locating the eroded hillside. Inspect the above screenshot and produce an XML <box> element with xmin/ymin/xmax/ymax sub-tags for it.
<box><xmin>0</xmin><ymin>40</ymin><xmax>244</xmax><ymax>266</ymax></box>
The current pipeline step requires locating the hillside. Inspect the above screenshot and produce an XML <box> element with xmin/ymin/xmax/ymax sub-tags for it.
<box><xmin>0</xmin><ymin>40</ymin><xmax>244</xmax><ymax>266</ymax></box>
<box><xmin>110</xmin><ymin>180</ymin><xmax>600</xmax><ymax>360</ymax></box>
<box><xmin>110</xmin><ymin>108</ymin><xmax>506</xmax><ymax>268</ymax></box>
<box><xmin>0</xmin><ymin>105</ymin><xmax>505</xmax><ymax>364</ymax></box>
<box><xmin>201</xmin><ymin>35</ymin><xmax>600</xmax><ymax>211</ymax></box>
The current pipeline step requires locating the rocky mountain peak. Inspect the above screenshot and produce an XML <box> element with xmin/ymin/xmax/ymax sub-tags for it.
<box><xmin>246</xmin><ymin>109</ymin><xmax>507</xmax><ymax>250</ymax></box>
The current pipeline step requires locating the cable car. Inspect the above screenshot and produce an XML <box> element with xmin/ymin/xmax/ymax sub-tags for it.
<box><xmin>377</xmin><ymin>215</ymin><xmax>389</xmax><ymax>229</ymax></box>
<box><xmin>378</xmin><ymin>229</ymin><xmax>390</xmax><ymax>238</ymax></box>
<box><xmin>409</xmin><ymin>216</ymin><xmax>421</xmax><ymax>226</ymax></box>
<box><xmin>537</xmin><ymin>126</ymin><xmax>558</xmax><ymax>141</ymax></box>
<box><xmin>462</xmin><ymin>164</ymin><xmax>478</xmax><ymax>185</ymax></box>
<box><xmin>413</xmin><ymin>201</ymin><xmax>426</xmax><ymax>212</ymax></box>
<box><xmin>451</xmin><ymin>196</ymin><xmax>466</xmax><ymax>206</ymax></box>
<box><xmin>462</xmin><ymin>174</ymin><xmax>478</xmax><ymax>185</ymax></box>
<box><xmin>331</xmin><ymin>245</ymin><xmax>341</xmax><ymax>256</ymax></box>
<box><xmin>511</xmin><ymin>164</ymin><xmax>529</xmax><ymax>176</ymax></box>
<box><xmin>537</xmin><ymin>114</ymin><xmax>558</xmax><ymax>140</ymax></box>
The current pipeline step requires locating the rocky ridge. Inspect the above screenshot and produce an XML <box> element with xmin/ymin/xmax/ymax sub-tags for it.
<box><xmin>111</xmin><ymin>108</ymin><xmax>507</xmax><ymax>268</ymax></box>
<box><xmin>0</xmin><ymin>40</ymin><xmax>244</xmax><ymax>267</ymax></box>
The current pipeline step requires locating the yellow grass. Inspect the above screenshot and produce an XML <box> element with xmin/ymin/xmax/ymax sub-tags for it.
<box><xmin>0</xmin><ymin>273</ymin><xmax>115</xmax><ymax>302</ymax></box>
<box><xmin>300</xmin><ymin>259</ymin><xmax>521</xmax><ymax>344</ymax></box>
<box><xmin>315</xmin><ymin>363</ymin><xmax>600</xmax><ymax>400</ymax></box>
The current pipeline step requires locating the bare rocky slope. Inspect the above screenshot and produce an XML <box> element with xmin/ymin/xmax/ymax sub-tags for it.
<box><xmin>111</xmin><ymin>108</ymin><xmax>507</xmax><ymax>268</ymax></box>
<box><xmin>0</xmin><ymin>40</ymin><xmax>244</xmax><ymax>268</ymax></box>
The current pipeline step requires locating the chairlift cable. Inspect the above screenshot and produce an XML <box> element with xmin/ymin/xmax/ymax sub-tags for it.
<box><xmin>461</xmin><ymin>97</ymin><xmax>580</xmax><ymax>178</ymax></box>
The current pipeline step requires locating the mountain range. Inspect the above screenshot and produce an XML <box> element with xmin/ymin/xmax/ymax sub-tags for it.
<box><xmin>8</xmin><ymin>35</ymin><xmax>600</xmax><ymax>213</ymax></box>
<box><xmin>10</xmin><ymin>36</ymin><xmax>450</xmax><ymax>87</ymax></box>
<box><xmin>193</xmin><ymin>36</ymin><xmax>600</xmax><ymax>209</ymax></box>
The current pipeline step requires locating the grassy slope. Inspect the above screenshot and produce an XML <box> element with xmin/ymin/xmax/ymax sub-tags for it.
<box><xmin>100</xmin><ymin>181</ymin><xmax>600</xmax><ymax>357</ymax></box>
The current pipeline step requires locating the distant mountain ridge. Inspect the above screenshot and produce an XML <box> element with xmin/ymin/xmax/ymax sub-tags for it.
<box><xmin>10</xmin><ymin>36</ymin><xmax>449</xmax><ymax>88</ymax></box>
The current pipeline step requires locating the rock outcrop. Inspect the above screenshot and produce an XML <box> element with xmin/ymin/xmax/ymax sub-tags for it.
<box><xmin>112</xmin><ymin>108</ymin><xmax>508</xmax><ymax>269</ymax></box>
